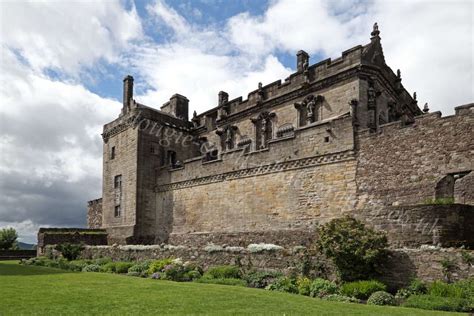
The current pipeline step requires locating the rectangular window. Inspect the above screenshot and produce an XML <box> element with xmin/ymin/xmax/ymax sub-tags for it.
<box><xmin>114</xmin><ymin>175</ymin><xmax>122</xmax><ymax>189</ymax></box>
<box><xmin>110</xmin><ymin>146</ymin><xmax>115</xmax><ymax>159</ymax></box>
<box><xmin>114</xmin><ymin>205</ymin><xmax>121</xmax><ymax>217</ymax></box>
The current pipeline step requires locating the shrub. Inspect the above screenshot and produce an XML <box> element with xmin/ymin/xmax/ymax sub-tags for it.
<box><xmin>367</xmin><ymin>291</ymin><xmax>396</xmax><ymax>306</ymax></box>
<box><xmin>340</xmin><ymin>280</ymin><xmax>387</xmax><ymax>300</ymax></box>
<box><xmin>115</xmin><ymin>262</ymin><xmax>134</xmax><ymax>274</ymax></box>
<box><xmin>317</xmin><ymin>216</ymin><xmax>388</xmax><ymax>281</ymax></box>
<box><xmin>309</xmin><ymin>278</ymin><xmax>339</xmax><ymax>298</ymax></box>
<box><xmin>322</xmin><ymin>294</ymin><xmax>360</xmax><ymax>303</ymax></box>
<box><xmin>94</xmin><ymin>257</ymin><xmax>112</xmax><ymax>266</ymax></box>
<box><xmin>204</xmin><ymin>265</ymin><xmax>240</xmax><ymax>279</ymax></box>
<box><xmin>55</xmin><ymin>243</ymin><xmax>84</xmax><ymax>261</ymax></box>
<box><xmin>266</xmin><ymin>277</ymin><xmax>298</xmax><ymax>294</ymax></box>
<box><xmin>196</xmin><ymin>277</ymin><xmax>247</xmax><ymax>287</ymax></box>
<box><xmin>395</xmin><ymin>279</ymin><xmax>428</xmax><ymax>299</ymax></box>
<box><xmin>128</xmin><ymin>261</ymin><xmax>152</xmax><ymax>277</ymax></box>
<box><xmin>101</xmin><ymin>262</ymin><xmax>118</xmax><ymax>273</ymax></box>
<box><xmin>147</xmin><ymin>258</ymin><xmax>174</xmax><ymax>275</ymax></box>
<box><xmin>428</xmin><ymin>280</ymin><xmax>463</xmax><ymax>298</ymax></box>
<box><xmin>0</xmin><ymin>227</ymin><xmax>18</xmax><ymax>250</ymax></box>
<box><xmin>127</xmin><ymin>271</ymin><xmax>141</xmax><ymax>277</ymax></box>
<box><xmin>82</xmin><ymin>264</ymin><xmax>101</xmax><ymax>272</ymax></box>
<box><xmin>243</xmin><ymin>270</ymin><xmax>283</xmax><ymax>288</ymax></box>
<box><xmin>403</xmin><ymin>294</ymin><xmax>470</xmax><ymax>312</ymax></box>
<box><xmin>296</xmin><ymin>277</ymin><xmax>312</xmax><ymax>296</ymax></box>
<box><xmin>157</xmin><ymin>260</ymin><xmax>203</xmax><ymax>282</ymax></box>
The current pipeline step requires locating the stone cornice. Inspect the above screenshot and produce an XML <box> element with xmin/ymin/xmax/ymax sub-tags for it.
<box><xmin>155</xmin><ymin>150</ymin><xmax>355</xmax><ymax>192</ymax></box>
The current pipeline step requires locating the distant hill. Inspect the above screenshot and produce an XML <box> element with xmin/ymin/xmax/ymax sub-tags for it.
<box><xmin>17</xmin><ymin>242</ymin><xmax>36</xmax><ymax>250</ymax></box>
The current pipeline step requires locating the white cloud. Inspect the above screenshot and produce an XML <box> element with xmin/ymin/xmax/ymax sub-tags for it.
<box><xmin>224</xmin><ymin>0</ymin><xmax>473</xmax><ymax>114</ymax></box>
<box><xmin>0</xmin><ymin>0</ymin><xmax>142</xmax><ymax>75</ymax></box>
<box><xmin>0</xmin><ymin>220</ymin><xmax>44</xmax><ymax>244</ymax></box>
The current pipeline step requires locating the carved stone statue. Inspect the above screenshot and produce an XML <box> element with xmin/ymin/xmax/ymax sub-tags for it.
<box><xmin>225</xmin><ymin>127</ymin><xmax>233</xmax><ymax>150</ymax></box>
<box><xmin>257</xmin><ymin>82</ymin><xmax>264</xmax><ymax>104</ymax></box>
<box><xmin>306</xmin><ymin>98</ymin><xmax>316</xmax><ymax>123</ymax></box>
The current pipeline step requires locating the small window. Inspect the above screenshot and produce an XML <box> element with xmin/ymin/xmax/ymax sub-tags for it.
<box><xmin>150</xmin><ymin>142</ymin><xmax>159</xmax><ymax>155</ymax></box>
<box><xmin>114</xmin><ymin>205</ymin><xmax>121</xmax><ymax>217</ymax></box>
<box><xmin>167</xmin><ymin>150</ymin><xmax>177</xmax><ymax>167</ymax></box>
<box><xmin>110</xmin><ymin>146</ymin><xmax>115</xmax><ymax>159</ymax></box>
<box><xmin>324</xmin><ymin>136</ymin><xmax>330</xmax><ymax>143</ymax></box>
<box><xmin>114</xmin><ymin>175</ymin><xmax>122</xmax><ymax>189</ymax></box>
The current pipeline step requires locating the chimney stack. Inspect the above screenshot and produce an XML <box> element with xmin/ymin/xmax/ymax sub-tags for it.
<box><xmin>123</xmin><ymin>75</ymin><xmax>134</xmax><ymax>114</ymax></box>
<box><xmin>296</xmin><ymin>50</ymin><xmax>309</xmax><ymax>72</ymax></box>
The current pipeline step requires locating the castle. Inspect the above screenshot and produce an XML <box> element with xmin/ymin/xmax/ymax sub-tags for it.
<box><xmin>86</xmin><ymin>24</ymin><xmax>473</xmax><ymax>248</ymax></box>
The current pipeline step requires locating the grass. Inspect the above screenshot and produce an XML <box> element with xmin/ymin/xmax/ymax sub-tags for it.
<box><xmin>0</xmin><ymin>260</ymin><xmax>465</xmax><ymax>315</ymax></box>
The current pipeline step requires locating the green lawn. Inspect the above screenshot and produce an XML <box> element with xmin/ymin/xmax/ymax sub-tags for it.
<box><xmin>0</xmin><ymin>261</ymin><xmax>465</xmax><ymax>315</ymax></box>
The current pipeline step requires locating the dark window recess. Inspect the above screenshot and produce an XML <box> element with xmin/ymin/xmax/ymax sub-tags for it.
<box><xmin>205</xmin><ymin>149</ymin><xmax>218</xmax><ymax>161</ymax></box>
<box><xmin>114</xmin><ymin>175</ymin><xmax>122</xmax><ymax>189</ymax></box>
<box><xmin>324</xmin><ymin>136</ymin><xmax>330</xmax><ymax>143</ymax></box>
<box><xmin>114</xmin><ymin>205</ymin><xmax>121</xmax><ymax>217</ymax></box>
<box><xmin>110</xmin><ymin>146</ymin><xmax>115</xmax><ymax>159</ymax></box>
<box><xmin>167</xmin><ymin>150</ymin><xmax>177</xmax><ymax>167</ymax></box>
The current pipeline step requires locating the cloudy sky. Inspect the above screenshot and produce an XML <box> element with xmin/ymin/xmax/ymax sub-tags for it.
<box><xmin>0</xmin><ymin>0</ymin><xmax>472</xmax><ymax>243</ymax></box>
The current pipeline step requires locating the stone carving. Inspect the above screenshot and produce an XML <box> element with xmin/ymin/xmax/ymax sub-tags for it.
<box><xmin>216</xmin><ymin>125</ymin><xmax>237</xmax><ymax>151</ymax></box>
<box><xmin>371</xmin><ymin>22</ymin><xmax>380</xmax><ymax>37</ymax></box>
<box><xmin>251</xmin><ymin>111</ymin><xmax>276</xmax><ymax>149</ymax></box>
<box><xmin>294</xmin><ymin>94</ymin><xmax>324</xmax><ymax>126</ymax></box>
<box><xmin>423</xmin><ymin>103</ymin><xmax>429</xmax><ymax>113</ymax></box>
<box><xmin>218</xmin><ymin>91</ymin><xmax>229</xmax><ymax>120</ymax></box>
<box><xmin>276</xmin><ymin>123</ymin><xmax>295</xmax><ymax>138</ymax></box>
<box><xmin>257</xmin><ymin>82</ymin><xmax>265</xmax><ymax>104</ymax></box>
<box><xmin>192</xmin><ymin>110</ymin><xmax>199</xmax><ymax>128</ymax></box>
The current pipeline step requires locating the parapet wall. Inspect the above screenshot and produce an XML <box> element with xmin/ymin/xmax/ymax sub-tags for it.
<box><xmin>37</xmin><ymin>228</ymin><xmax>108</xmax><ymax>256</ymax></box>
<box><xmin>355</xmin><ymin>103</ymin><xmax>474</xmax><ymax>211</ymax></box>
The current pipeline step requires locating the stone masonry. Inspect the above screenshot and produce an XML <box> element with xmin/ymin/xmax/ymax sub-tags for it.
<box><xmin>86</xmin><ymin>24</ymin><xmax>473</xmax><ymax>248</ymax></box>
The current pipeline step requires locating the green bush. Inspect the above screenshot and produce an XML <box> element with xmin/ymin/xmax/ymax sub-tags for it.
<box><xmin>0</xmin><ymin>227</ymin><xmax>18</xmax><ymax>250</ymax></box>
<box><xmin>115</xmin><ymin>262</ymin><xmax>134</xmax><ymax>274</ymax></box>
<box><xmin>127</xmin><ymin>271</ymin><xmax>141</xmax><ymax>277</ymax></box>
<box><xmin>403</xmin><ymin>294</ymin><xmax>470</xmax><ymax>312</ymax></box>
<box><xmin>395</xmin><ymin>279</ymin><xmax>428</xmax><ymax>299</ymax></box>
<box><xmin>309</xmin><ymin>278</ymin><xmax>339</xmax><ymax>298</ymax></box>
<box><xmin>82</xmin><ymin>264</ymin><xmax>101</xmax><ymax>272</ymax></box>
<box><xmin>322</xmin><ymin>294</ymin><xmax>360</xmax><ymax>303</ymax></box>
<box><xmin>428</xmin><ymin>280</ymin><xmax>463</xmax><ymax>298</ymax></box>
<box><xmin>128</xmin><ymin>261</ymin><xmax>152</xmax><ymax>276</ymax></box>
<box><xmin>204</xmin><ymin>265</ymin><xmax>240</xmax><ymax>279</ymax></box>
<box><xmin>94</xmin><ymin>257</ymin><xmax>112</xmax><ymax>266</ymax></box>
<box><xmin>98</xmin><ymin>261</ymin><xmax>133</xmax><ymax>274</ymax></box>
<box><xmin>195</xmin><ymin>277</ymin><xmax>247</xmax><ymax>287</ymax></box>
<box><xmin>367</xmin><ymin>291</ymin><xmax>396</xmax><ymax>306</ymax></box>
<box><xmin>147</xmin><ymin>258</ymin><xmax>174</xmax><ymax>275</ymax></box>
<box><xmin>296</xmin><ymin>277</ymin><xmax>312</xmax><ymax>296</ymax></box>
<box><xmin>317</xmin><ymin>216</ymin><xmax>388</xmax><ymax>281</ymax></box>
<box><xmin>340</xmin><ymin>280</ymin><xmax>387</xmax><ymax>300</ymax></box>
<box><xmin>243</xmin><ymin>270</ymin><xmax>283</xmax><ymax>288</ymax></box>
<box><xmin>55</xmin><ymin>243</ymin><xmax>84</xmax><ymax>261</ymax></box>
<box><xmin>266</xmin><ymin>277</ymin><xmax>298</xmax><ymax>294</ymax></box>
<box><xmin>158</xmin><ymin>260</ymin><xmax>203</xmax><ymax>282</ymax></box>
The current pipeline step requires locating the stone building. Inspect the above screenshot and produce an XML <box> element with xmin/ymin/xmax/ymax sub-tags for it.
<box><xmin>87</xmin><ymin>24</ymin><xmax>473</xmax><ymax>247</ymax></box>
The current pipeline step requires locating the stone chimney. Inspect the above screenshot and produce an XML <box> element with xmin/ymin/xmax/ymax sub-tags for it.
<box><xmin>122</xmin><ymin>75</ymin><xmax>134</xmax><ymax>114</ymax></box>
<box><xmin>161</xmin><ymin>94</ymin><xmax>189</xmax><ymax>121</ymax></box>
<box><xmin>218</xmin><ymin>91</ymin><xmax>229</xmax><ymax>106</ymax></box>
<box><xmin>296</xmin><ymin>50</ymin><xmax>309</xmax><ymax>72</ymax></box>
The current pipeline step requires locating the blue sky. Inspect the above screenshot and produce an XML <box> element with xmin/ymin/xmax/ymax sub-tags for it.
<box><xmin>0</xmin><ymin>0</ymin><xmax>472</xmax><ymax>243</ymax></box>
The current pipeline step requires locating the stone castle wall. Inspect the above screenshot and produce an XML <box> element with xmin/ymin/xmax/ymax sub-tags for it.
<box><xmin>87</xmin><ymin>198</ymin><xmax>102</xmax><ymax>229</ymax></box>
<box><xmin>355</xmin><ymin>104</ymin><xmax>473</xmax><ymax>211</ymax></box>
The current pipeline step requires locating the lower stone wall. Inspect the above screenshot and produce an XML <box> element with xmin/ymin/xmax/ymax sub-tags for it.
<box><xmin>78</xmin><ymin>244</ymin><xmax>473</xmax><ymax>289</ymax></box>
<box><xmin>37</xmin><ymin>228</ymin><xmax>108</xmax><ymax>256</ymax></box>
<box><xmin>358</xmin><ymin>204</ymin><xmax>474</xmax><ymax>248</ymax></box>
<box><xmin>0</xmin><ymin>250</ymin><xmax>36</xmax><ymax>260</ymax></box>
<box><xmin>168</xmin><ymin>230</ymin><xmax>316</xmax><ymax>248</ymax></box>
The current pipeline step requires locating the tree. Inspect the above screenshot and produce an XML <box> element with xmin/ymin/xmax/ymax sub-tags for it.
<box><xmin>0</xmin><ymin>227</ymin><xmax>18</xmax><ymax>250</ymax></box>
<box><xmin>317</xmin><ymin>216</ymin><xmax>388</xmax><ymax>282</ymax></box>
<box><xmin>55</xmin><ymin>243</ymin><xmax>85</xmax><ymax>261</ymax></box>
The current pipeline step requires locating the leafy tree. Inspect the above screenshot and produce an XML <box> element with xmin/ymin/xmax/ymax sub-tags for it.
<box><xmin>317</xmin><ymin>216</ymin><xmax>388</xmax><ymax>281</ymax></box>
<box><xmin>0</xmin><ymin>227</ymin><xmax>18</xmax><ymax>250</ymax></box>
<box><xmin>55</xmin><ymin>243</ymin><xmax>85</xmax><ymax>261</ymax></box>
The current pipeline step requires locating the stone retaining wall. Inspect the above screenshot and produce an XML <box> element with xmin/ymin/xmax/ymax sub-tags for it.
<box><xmin>37</xmin><ymin>228</ymin><xmax>108</xmax><ymax>256</ymax></box>
<box><xmin>77</xmin><ymin>244</ymin><xmax>473</xmax><ymax>289</ymax></box>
